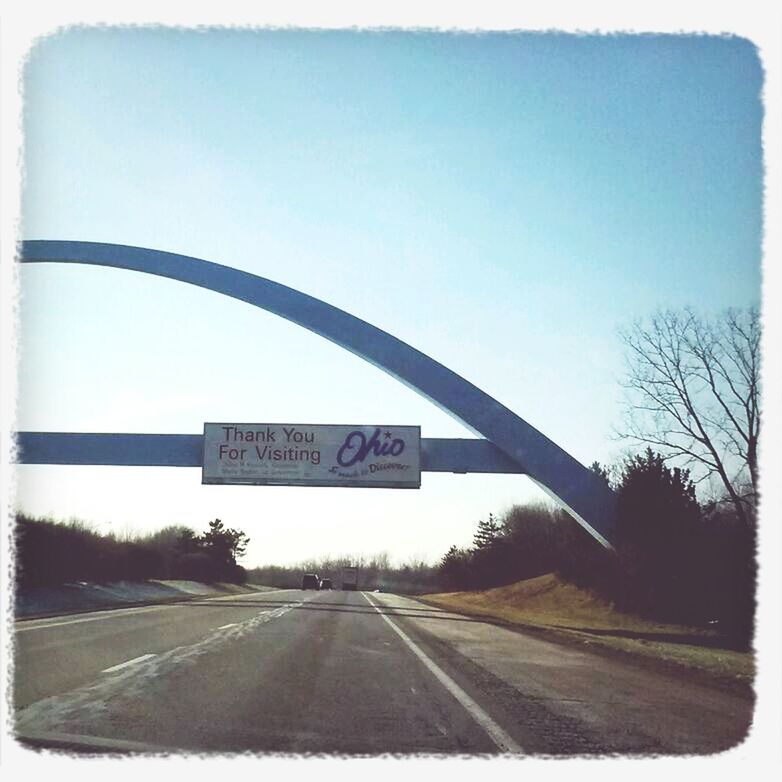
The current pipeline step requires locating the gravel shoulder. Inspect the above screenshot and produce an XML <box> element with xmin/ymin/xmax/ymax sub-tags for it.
<box><xmin>375</xmin><ymin>591</ymin><xmax>754</xmax><ymax>754</ymax></box>
<box><xmin>413</xmin><ymin>589</ymin><xmax>754</xmax><ymax>697</ymax></box>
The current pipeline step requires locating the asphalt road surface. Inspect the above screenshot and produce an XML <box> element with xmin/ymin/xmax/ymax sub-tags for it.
<box><xmin>14</xmin><ymin>589</ymin><xmax>753</xmax><ymax>756</ymax></box>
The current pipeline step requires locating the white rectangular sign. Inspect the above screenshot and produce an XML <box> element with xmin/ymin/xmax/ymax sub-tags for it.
<box><xmin>202</xmin><ymin>423</ymin><xmax>421</xmax><ymax>488</ymax></box>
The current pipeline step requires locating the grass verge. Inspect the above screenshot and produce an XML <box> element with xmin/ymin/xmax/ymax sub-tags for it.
<box><xmin>418</xmin><ymin>573</ymin><xmax>754</xmax><ymax>691</ymax></box>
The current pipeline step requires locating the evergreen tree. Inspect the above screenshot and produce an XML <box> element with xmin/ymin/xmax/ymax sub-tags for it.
<box><xmin>472</xmin><ymin>513</ymin><xmax>501</xmax><ymax>550</ymax></box>
<box><xmin>174</xmin><ymin>519</ymin><xmax>250</xmax><ymax>583</ymax></box>
<box><xmin>471</xmin><ymin>513</ymin><xmax>506</xmax><ymax>588</ymax></box>
<box><xmin>200</xmin><ymin>518</ymin><xmax>249</xmax><ymax>567</ymax></box>
<box><xmin>438</xmin><ymin>545</ymin><xmax>472</xmax><ymax>590</ymax></box>
<box><xmin>616</xmin><ymin>448</ymin><xmax>701</xmax><ymax>621</ymax></box>
<box><xmin>588</xmin><ymin>461</ymin><xmax>612</xmax><ymax>488</ymax></box>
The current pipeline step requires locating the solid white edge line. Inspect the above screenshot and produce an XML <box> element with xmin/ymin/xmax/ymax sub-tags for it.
<box><xmin>102</xmin><ymin>653</ymin><xmax>157</xmax><ymax>673</ymax></box>
<box><xmin>361</xmin><ymin>591</ymin><xmax>524</xmax><ymax>755</ymax></box>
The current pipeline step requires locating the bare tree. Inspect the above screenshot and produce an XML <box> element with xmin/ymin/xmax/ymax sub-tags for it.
<box><xmin>618</xmin><ymin>306</ymin><xmax>760</xmax><ymax>528</ymax></box>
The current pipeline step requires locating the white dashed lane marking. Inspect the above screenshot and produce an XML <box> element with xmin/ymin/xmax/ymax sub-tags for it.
<box><xmin>102</xmin><ymin>654</ymin><xmax>157</xmax><ymax>674</ymax></box>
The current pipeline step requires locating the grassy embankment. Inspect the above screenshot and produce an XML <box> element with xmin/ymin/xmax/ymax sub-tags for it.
<box><xmin>419</xmin><ymin>573</ymin><xmax>753</xmax><ymax>687</ymax></box>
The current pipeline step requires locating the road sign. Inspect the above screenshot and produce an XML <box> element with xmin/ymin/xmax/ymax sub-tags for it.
<box><xmin>202</xmin><ymin>423</ymin><xmax>421</xmax><ymax>488</ymax></box>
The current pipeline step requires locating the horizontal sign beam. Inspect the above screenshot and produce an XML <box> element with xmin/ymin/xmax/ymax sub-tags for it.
<box><xmin>14</xmin><ymin>432</ymin><xmax>526</xmax><ymax>475</ymax></box>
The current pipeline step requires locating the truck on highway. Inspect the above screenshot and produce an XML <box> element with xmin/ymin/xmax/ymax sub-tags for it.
<box><xmin>341</xmin><ymin>566</ymin><xmax>358</xmax><ymax>591</ymax></box>
<box><xmin>301</xmin><ymin>573</ymin><xmax>321</xmax><ymax>590</ymax></box>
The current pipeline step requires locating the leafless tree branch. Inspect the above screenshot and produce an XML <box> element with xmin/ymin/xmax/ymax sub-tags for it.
<box><xmin>618</xmin><ymin>306</ymin><xmax>760</xmax><ymax>528</ymax></box>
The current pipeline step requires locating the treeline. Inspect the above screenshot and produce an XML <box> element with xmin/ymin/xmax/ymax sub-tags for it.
<box><xmin>247</xmin><ymin>553</ymin><xmax>440</xmax><ymax>595</ymax></box>
<box><xmin>15</xmin><ymin>515</ymin><xmax>250</xmax><ymax>587</ymax></box>
<box><xmin>438</xmin><ymin>449</ymin><xmax>755</xmax><ymax>649</ymax></box>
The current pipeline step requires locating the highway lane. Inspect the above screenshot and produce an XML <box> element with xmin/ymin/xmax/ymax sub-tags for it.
<box><xmin>14</xmin><ymin>589</ymin><xmax>506</xmax><ymax>754</ymax></box>
<box><xmin>15</xmin><ymin>590</ymin><xmax>294</xmax><ymax>706</ymax></box>
<box><xmin>13</xmin><ymin>588</ymin><xmax>753</xmax><ymax>755</ymax></box>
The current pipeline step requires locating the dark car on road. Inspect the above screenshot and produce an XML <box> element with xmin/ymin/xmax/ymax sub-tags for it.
<box><xmin>301</xmin><ymin>574</ymin><xmax>320</xmax><ymax>590</ymax></box>
<box><xmin>320</xmin><ymin>578</ymin><xmax>333</xmax><ymax>590</ymax></box>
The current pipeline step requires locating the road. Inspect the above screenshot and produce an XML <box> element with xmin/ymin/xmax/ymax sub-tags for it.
<box><xmin>13</xmin><ymin>588</ymin><xmax>753</xmax><ymax>755</ymax></box>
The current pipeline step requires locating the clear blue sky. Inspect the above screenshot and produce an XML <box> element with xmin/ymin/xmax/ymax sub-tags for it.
<box><xmin>15</xmin><ymin>28</ymin><xmax>763</xmax><ymax>567</ymax></box>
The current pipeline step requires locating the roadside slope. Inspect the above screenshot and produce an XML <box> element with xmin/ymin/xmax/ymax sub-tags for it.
<box><xmin>15</xmin><ymin>579</ymin><xmax>276</xmax><ymax>620</ymax></box>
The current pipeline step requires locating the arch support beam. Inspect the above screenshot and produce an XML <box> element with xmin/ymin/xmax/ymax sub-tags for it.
<box><xmin>19</xmin><ymin>240</ymin><xmax>617</xmax><ymax>547</ymax></box>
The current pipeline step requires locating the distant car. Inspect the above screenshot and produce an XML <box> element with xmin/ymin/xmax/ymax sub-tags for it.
<box><xmin>301</xmin><ymin>574</ymin><xmax>320</xmax><ymax>590</ymax></box>
<box><xmin>320</xmin><ymin>578</ymin><xmax>333</xmax><ymax>590</ymax></box>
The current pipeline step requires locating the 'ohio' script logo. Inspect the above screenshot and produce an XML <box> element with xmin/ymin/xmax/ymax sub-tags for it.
<box><xmin>337</xmin><ymin>428</ymin><xmax>406</xmax><ymax>467</ymax></box>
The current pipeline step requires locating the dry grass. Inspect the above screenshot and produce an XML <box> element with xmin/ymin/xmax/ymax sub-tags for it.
<box><xmin>420</xmin><ymin>573</ymin><xmax>754</xmax><ymax>685</ymax></box>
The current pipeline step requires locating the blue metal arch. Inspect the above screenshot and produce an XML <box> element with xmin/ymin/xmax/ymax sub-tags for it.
<box><xmin>19</xmin><ymin>240</ymin><xmax>616</xmax><ymax>547</ymax></box>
